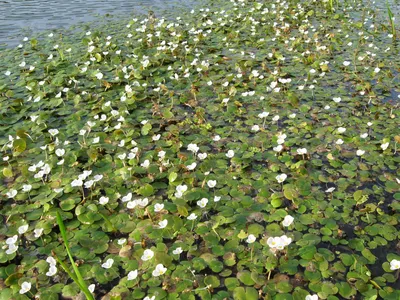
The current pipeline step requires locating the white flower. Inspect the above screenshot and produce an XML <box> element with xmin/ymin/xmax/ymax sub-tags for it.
<box><xmin>141</xmin><ymin>160</ymin><xmax>150</xmax><ymax>168</ymax></box>
<box><xmin>360</xmin><ymin>133</ymin><xmax>368</xmax><ymax>139</ymax></box>
<box><xmin>296</xmin><ymin>148</ymin><xmax>307</xmax><ymax>155</ymax></box>
<box><xmin>118</xmin><ymin>153</ymin><xmax>126</xmax><ymax>160</ymax></box>
<box><xmin>6</xmin><ymin>243</ymin><xmax>18</xmax><ymax>254</ymax></box>
<box><xmin>19</xmin><ymin>282</ymin><xmax>31</xmax><ymax>294</ymax></box>
<box><xmin>214</xmin><ymin>196</ymin><xmax>221</xmax><ymax>202</ymax></box>
<box><xmin>282</xmin><ymin>215</ymin><xmax>294</xmax><ymax>227</ymax></box>
<box><xmin>325</xmin><ymin>187</ymin><xmax>335</xmax><ymax>193</ymax></box>
<box><xmin>374</xmin><ymin>67</ymin><xmax>380</xmax><ymax>73</ymax></box>
<box><xmin>186</xmin><ymin>162</ymin><xmax>197</xmax><ymax>170</ymax></box>
<box><xmin>46</xmin><ymin>257</ymin><xmax>57</xmax><ymax>266</ymax></box>
<box><xmin>280</xmin><ymin>235</ymin><xmax>292</xmax><ymax>247</ymax></box>
<box><xmin>158</xmin><ymin>151</ymin><xmax>166</xmax><ymax>159</ymax></box>
<box><xmin>207</xmin><ymin>180</ymin><xmax>216</xmax><ymax>188</ymax></box>
<box><xmin>187</xmin><ymin>213</ymin><xmax>197</xmax><ymax>220</ymax></box>
<box><xmin>71</xmin><ymin>179</ymin><xmax>83</xmax><ymax>187</ymax></box>
<box><xmin>336</xmin><ymin>139</ymin><xmax>344</xmax><ymax>145</ymax></box>
<box><xmin>390</xmin><ymin>259</ymin><xmax>400</xmax><ymax>270</ymax></box>
<box><xmin>84</xmin><ymin>180</ymin><xmax>94</xmax><ymax>189</ymax></box>
<box><xmin>42</xmin><ymin>164</ymin><xmax>51</xmax><ymax>175</ymax></box>
<box><xmin>277</xmin><ymin>139</ymin><xmax>285</xmax><ymax>145</ymax></box>
<box><xmin>367</xmin><ymin>122</ymin><xmax>373</xmax><ymax>126</ymax></box>
<box><xmin>267</xmin><ymin>237</ymin><xmax>283</xmax><ymax>249</ymax></box>
<box><xmin>88</xmin><ymin>284</ymin><xmax>95</xmax><ymax>293</ymax></box>
<box><xmin>289</xmin><ymin>113</ymin><xmax>296</xmax><ymax>118</ymax></box>
<box><xmin>246</xmin><ymin>234</ymin><xmax>256</xmax><ymax>244</ymax></box>
<box><xmin>337</xmin><ymin>127</ymin><xmax>346</xmax><ymax>133</ymax></box>
<box><xmin>46</xmin><ymin>265</ymin><xmax>58</xmax><ymax>276</ymax></box>
<box><xmin>141</xmin><ymin>249</ymin><xmax>154</xmax><ymax>261</ymax></box>
<box><xmin>272</xmin><ymin>115</ymin><xmax>280</xmax><ymax>122</ymax></box>
<box><xmin>117</xmin><ymin>238</ymin><xmax>126</xmax><ymax>245</ymax></box>
<box><xmin>158</xmin><ymin>219</ymin><xmax>168</xmax><ymax>229</ymax></box>
<box><xmin>7</xmin><ymin>189</ymin><xmax>18</xmax><ymax>198</ymax></box>
<box><xmin>226</xmin><ymin>150</ymin><xmax>235</xmax><ymax>158</ymax></box>
<box><xmin>343</xmin><ymin>61</ymin><xmax>350</xmax><ymax>66</ymax></box>
<box><xmin>276</xmin><ymin>134</ymin><xmax>286</xmax><ymax>142</ymax></box>
<box><xmin>6</xmin><ymin>235</ymin><xmax>18</xmax><ymax>245</ymax></box>
<box><xmin>93</xmin><ymin>137</ymin><xmax>100</xmax><ymax>143</ymax></box>
<box><xmin>144</xmin><ymin>296</ymin><xmax>155</xmax><ymax>300</ymax></box>
<box><xmin>152</xmin><ymin>134</ymin><xmax>161</xmax><ymax>141</ymax></box>
<box><xmin>305</xmin><ymin>295</ymin><xmax>319</xmax><ymax>300</ymax></box>
<box><xmin>332</xmin><ymin>97</ymin><xmax>341</xmax><ymax>103</ymax></box>
<box><xmin>34</xmin><ymin>228</ymin><xmax>44</xmax><ymax>238</ymax></box>
<box><xmin>102</xmin><ymin>258</ymin><xmax>114</xmax><ymax>269</ymax></box>
<box><xmin>175</xmin><ymin>191</ymin><xmax>183</xmax><ymax>198</ymax></box>
<box><xmin>154</xmin><ymin>203</ymin><xmax>164</xmax><ymax>212</ymax></box>
<box><xmin>381</xmin><ymin>142</ymin><xmax>389</xmax><ymax>151</ymax></box>
<box><xmin>152</xmin><ymin>264</ymin><xmax>167</xmax><ymax>277</ymax></box>
<box><xmin>356</xmin><ymin>149</ymin><xmax>365</xmax><ymax>156</ymax></box>
<box><xmin>99</xmin><ymin>196</ymin><xmax>109</xmax><ymax>205</ymax></box>
<box><xmin>137</xmin><ymin>198</ymin><xmax>148</xmax><ymax>208</ymax></box>
<box><xmin>173</xmin><ymin>247</ymin><xmax>183</xmax><ymax>255</ymax></box>
<box><xmin>176</xmin><ymin>185</ymin><xmax>188</xmax><ymax>194</ymax></box>
<box><xmin>324</xmin><ymin>105</ymin><xmax>330</xmax><ymax>110</ymax></box>
<box><xmin>187</xmin><ymin>143</ymin><xmax>199</xmax><ymax>153</ymax></box>
<box><xmin>197</xmin><ymin>198</ymin><xmax>208</xmax><ymax>208</ymax></box>
<box><xmin>258</xmin><ymin>111</ymin><xmax>269</xmax><ymax>118</ymax></box>
<box><xmin>48</xmin><ymin>129</ymin><xmax>59</xmax><ymax>136</ymax></box>
<box><xmin>273</xmin><ymin>145</ymin><xmax>283</xmax><ymax>152</ymax></box>
<box><xmin>93</xmin><ymin>174</ymin><xmax>103</xmax><ymax>182</ymax></box>
<box><xmin>127</xmin><ymin>200</ymin><xmax>138</xmax><ymax>209</ymax></box>
<box><xmin>21</xmin><ymin>184</ymin><xmax>32</xmax><ymax>193</ymax></box>
<box><xmin>127</xmin><ymin>270</ymin><xmax>138</xmax><ymax>280</ymax></box>
<box><xmin>276</xmin><ymin>174</ymin><xmax>287</xmax><ymax>183</ymax></box>
<box><xmin>252</xmin><ymin>125</ymin><xmax>260</xmax><ymax>132</ymax></box>
<box><xmin>95</xmin><ymin>72</ymin><xmax>104</xmax><ymax>80</ymax></box>
<box><xmin>213</xmin><ymin>135</ymin><xmax>221</xmax><ymax>141</ymax></box>
<box><xmin>198</xmin><ymin>153</ymin><xmax>208</xmax><ymax>160</ymax></box>
<box><xmin>18</xmin><ymin>225</ymin><xmax>29</xmax><ymax>234</ymax></box>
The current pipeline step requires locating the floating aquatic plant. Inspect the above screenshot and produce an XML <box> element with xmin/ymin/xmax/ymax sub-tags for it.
<box><xmin>0</xmin><ymin>0</ymin><xmax>399</xmax><ymax>299</ymax></box>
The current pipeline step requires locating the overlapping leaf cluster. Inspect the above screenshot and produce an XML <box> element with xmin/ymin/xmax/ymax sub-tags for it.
<box><xmin>0</xmin><ymin>0</ymin><xmax>399</xmax><ymax>299</ymax></box>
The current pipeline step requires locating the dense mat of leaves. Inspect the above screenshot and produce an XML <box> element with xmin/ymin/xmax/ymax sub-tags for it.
<box><xmin>0</xmin><ymin>0</ymin><xmax>399</xmax><ymax>299</ymax></box>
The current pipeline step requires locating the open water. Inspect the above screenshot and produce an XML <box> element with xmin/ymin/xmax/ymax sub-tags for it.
<box><xmin>0</xmin><ymin>0</ymin><xmax>195</xmax><ymax>47</ymax></box>
<box><xmin>0</xmin><ymin>0</ymin><xmax>399</xmax><ymax>48</ymax></box>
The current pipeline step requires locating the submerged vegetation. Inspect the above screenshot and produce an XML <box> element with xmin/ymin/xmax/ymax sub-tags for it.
<box><xmin>0</xmin><ymin>0</ymin><xmax>399</xmax><ymax>299</ymax></box>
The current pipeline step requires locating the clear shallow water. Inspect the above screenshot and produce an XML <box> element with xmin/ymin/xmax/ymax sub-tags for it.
<box><xmin>0</xmin><ymin>0</ymin><xmax>195</xmax><ymax>47</ymax></box>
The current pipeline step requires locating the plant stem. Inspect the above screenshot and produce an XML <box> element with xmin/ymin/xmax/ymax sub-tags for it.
<box><xmin>56</xmin><ymin>211</ymin><xmax>94</xmax><ymax>300</ymax></box>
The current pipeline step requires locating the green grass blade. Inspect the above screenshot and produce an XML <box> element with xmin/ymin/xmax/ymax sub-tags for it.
<box><xmin>56</xmin><ymin>211</ymin><xmax>94</xmax><ymax>300</ymax></box>
<box><xmin>386</xmin><ymin>0</ymin><xmax>396</xmax><ymax>39</ymax></box>
<box><xmin>53</xmin><ymin>254</ymin><xmax>80</xmax><ymax>285</ymax></box>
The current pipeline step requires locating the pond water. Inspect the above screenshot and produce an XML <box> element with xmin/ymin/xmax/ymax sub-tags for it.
<box><xmin>1</xmin><ymin>0</ymin><xmax>399</xmax><ymax>48</ymax></box>
<box><xmin>0</xmin><ymin>0</ymin><xmax>196</xmax><ymax>47</ymax></box>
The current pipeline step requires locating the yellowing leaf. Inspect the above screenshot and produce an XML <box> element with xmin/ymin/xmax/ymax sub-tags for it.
<box><xmin>237</xmin><ymin>230</ymin><xmax>248</xmax><ymax>239</ymax></box>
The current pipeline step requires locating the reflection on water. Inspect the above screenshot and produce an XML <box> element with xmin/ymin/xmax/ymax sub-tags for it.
<box><xmin>0</xmin><ymin>0</ymin><xmax>194</xmax><ymax>47</ymax></box>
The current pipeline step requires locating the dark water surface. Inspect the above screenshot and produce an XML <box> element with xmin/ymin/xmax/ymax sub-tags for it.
<box><xmin>0</xmin><ymin>0</ymin><xmax>196</xmax><ymax>47</ymax></box>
